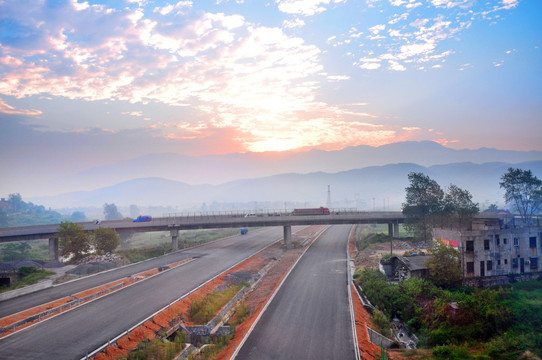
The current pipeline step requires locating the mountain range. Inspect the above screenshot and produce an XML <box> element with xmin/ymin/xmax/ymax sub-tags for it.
<box><xmin>67</xmin><ymin>141</ymin><xmax>542</xmax><ymax>190</ymax></box>
<box><xmin>30</xmin><ymin>160</ymin><xmax>542</xmax><ymax>212</ymax></box>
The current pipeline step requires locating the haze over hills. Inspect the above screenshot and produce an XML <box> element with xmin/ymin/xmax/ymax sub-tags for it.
<box><xmin>60</xmin><ymin>141</ymin><xmax>542</xmax><ymax>192</ymax></box>
<box><xmin>30</xmin><ymin>161</ymin><xmax>542</xmax><ymax>212</ymax></box>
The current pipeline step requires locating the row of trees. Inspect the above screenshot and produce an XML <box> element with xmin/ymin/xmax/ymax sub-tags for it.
<box><xmin>402</xmin><ymin>168</ymin><xmax>542</xmax><ymax>242</ymax></box>
<box><xmin>402</xmin><ymin>172</ymin><xmax>479</xmax><ymax>241</ymax></box>
<box><xmin>57</xmin><ymin>222</ymin><xmax>120</xmax><ymax>261</ymax></box>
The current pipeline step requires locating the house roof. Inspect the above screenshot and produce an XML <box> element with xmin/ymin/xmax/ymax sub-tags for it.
<box><xmin>395</xmin><ymin>255</ymin><xmax>431</xmax><ymax>271</ymax></box>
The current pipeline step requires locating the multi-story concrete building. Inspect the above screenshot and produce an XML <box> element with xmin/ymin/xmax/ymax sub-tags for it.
<box><xmin>433</xmin><ymin>216</ymin><xmax>542</xmax><ymax>286</ymax></box>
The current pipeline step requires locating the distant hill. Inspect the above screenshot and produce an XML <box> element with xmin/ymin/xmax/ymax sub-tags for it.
<box><xmin>64</xmin><ymin>141</ymin><xmax>542</xmax><ymax>191</ymax></box>
<box><xmin>30</xmin><ymin>161</ymin><xmax>542</xmax><ymax>211</ymax></box>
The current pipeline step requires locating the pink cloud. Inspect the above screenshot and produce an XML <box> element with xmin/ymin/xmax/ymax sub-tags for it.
<box><xmin>0</xmin><ymin>98</ymin><xmax>42</xmax><ymax>116</ymax></box>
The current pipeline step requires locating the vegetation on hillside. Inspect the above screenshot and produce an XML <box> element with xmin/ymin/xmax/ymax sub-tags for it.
<box><xmin>0</xmin><ymin>193</ymin><xmax>86</xmax><ymax>228</ymax></box>
<box><xmin>355</xmin><ymin>268</ymin><xmax>542</xmax><ymax>359</ymax></box>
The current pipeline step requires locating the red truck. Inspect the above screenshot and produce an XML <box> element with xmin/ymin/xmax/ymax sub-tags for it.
<box><xmin>292</xmin><ymin>207</ymin><xmax>330</xmax><ymax>215</ymax></box>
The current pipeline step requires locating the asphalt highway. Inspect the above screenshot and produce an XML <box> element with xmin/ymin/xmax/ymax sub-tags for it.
<box><xmin>0</xmin><ymin>227</ymin><xmax>293</xmax><ymax>359</ymax></box>
<box><xmin>236</xmin><ymin>225</ymin><xmax>355</xmax><ymax>360</ymax></box>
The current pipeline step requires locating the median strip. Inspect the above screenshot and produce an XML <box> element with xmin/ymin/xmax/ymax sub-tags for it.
<box><xmin>87</xmin><ymin>225</ymin><xmax>328</xmax><ymax>360</ymax></box>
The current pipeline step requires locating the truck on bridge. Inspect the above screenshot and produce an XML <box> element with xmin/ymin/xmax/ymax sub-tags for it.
<box><xmin>292</xmin><ymin>207</ymin><xmax>331</xmax><ymax>216</ymax></box>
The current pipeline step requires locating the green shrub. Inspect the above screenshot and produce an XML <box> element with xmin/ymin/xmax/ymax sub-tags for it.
<box><xmin>372</xmin><ymin>308</ymin><xmax>391</xmax><ymax>337</ymax></box>
<box><xmin>433</xmin><ymin>344</ymin><xmax>471</xmax><ymax>360</ymax></box>
<box><xmin>188</xmin><ymin>285</ymin><xmax>242</xmax><ymax>324</ymax></box>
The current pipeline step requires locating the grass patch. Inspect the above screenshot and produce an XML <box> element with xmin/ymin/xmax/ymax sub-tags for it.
<box><xmin>117</xmin><ymin>228</ymin><xmax>241</xmax><ymax>263</ymax></box>
<box><xmin>0</xmin><ymin>266</ymin><xmax>55</xmax><ymax>293</ymax></box>
<box><xmin>188</xmin><ymin>285</ymin><xmax>244</xmax><ymax>324</ymax></box>
<box><xmin>127</xmin><ymin>334</ymin><xmax>184</xmax><ymax>360</ymax></box>
<box><xmin>227</xmin><ymin>301</ymin><xmax>252</xmax><ymax>327</ymax></box>
<box><xmin>188</xmin><ymin>334</ymin><xmax>233</xmax><ymax>360</ymax></box>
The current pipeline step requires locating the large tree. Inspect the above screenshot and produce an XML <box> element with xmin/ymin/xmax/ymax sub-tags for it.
<box><xmin>402</xmin><ymin>172</ymin><xmax>445</xmax><ymax>241</ymax></box>
<box><xmin>499</xmin><ymin>168</ymin><xmax>542</xmax><ymax>224</ymax></box>
<box><xmin>57</xmin><ymin>221</ymin><xmax>90</xmax><ymax>261</ymax></box>
<box><xmin>443</xmin><ymin>184</ymin><xmax>479</xmax><ymax>229</ymax></box>
<box><xmin>93</xmin><ymin>227</ymin><xmax>120</xmax><ymax>254</ymax></box>
<box><xmin>425</xmin><ymin>239</ymin><xmax>462</xmax><ymax>288</ymax></box>
<box><xmin>103</xmin><ymin>203</ymin><xmax>123</xmax><ymax>220</ymax></box>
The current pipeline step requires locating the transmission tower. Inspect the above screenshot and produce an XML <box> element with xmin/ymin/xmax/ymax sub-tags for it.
<box><xmin>326</xmin><ymin>185</ymin><xmax>331</xmax><ymax>208</ymax></box>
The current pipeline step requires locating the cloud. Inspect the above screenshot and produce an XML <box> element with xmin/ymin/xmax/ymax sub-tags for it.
<box><xmin>369</xmin><ymin>24</ymin><xmax>386</xmax><ymax>35</ymax></box>
<box><xmin>0</xmin><ymin>98</ymin><xmax>42</xmax><ymax>116</ymax></box>
<box><xmin>1</xmin><ymin>2</ymin><xmax>385</xmax><ymax>152</ymax></box>
<box><xmin>349</xmin><ymin>0</ymin><xmax>517</xmax><ymax>71</ymax></box>
<box><xmin>327</xmin><ymin>75</ymin><xmax>350</xmax><ymax>81</ymax></box>
<box><xmin>276</xmin><ymin>0</ymin><xmax>346</xmax><ymax>16</ymax></box>
<box><xmin>283</xmin><ymin>18</ymin><xmax>306</xmax><ymax>28</ymax></box>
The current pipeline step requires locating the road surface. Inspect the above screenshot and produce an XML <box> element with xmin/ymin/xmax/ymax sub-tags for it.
<box><xmin>0</xmin><ymin>227</ymin><xmax>293</xmax><ymax>359</ymax></box>
<box><xmin>236</xmin><ymin>225</ymin><xmax>355</xmax><ymax>360</ymax></box>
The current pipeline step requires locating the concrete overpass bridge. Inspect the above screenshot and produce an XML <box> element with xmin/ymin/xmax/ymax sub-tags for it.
<box><xmin>0</xmin><ymin>209</ymin><xmax>405</xmax><ymax>260</ymax></box>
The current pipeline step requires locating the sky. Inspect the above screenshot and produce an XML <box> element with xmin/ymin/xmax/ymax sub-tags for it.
<box><xmin>0</xmin><ymin>0</ymin><xmax>541</xmax><ymax>196</ymax></box>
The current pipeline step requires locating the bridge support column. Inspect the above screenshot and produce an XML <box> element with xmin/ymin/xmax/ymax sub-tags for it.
<box><xmin>388</xmin><ymin>223</ymin><xmax>393</xmax><ymax>238</ymax></box>
<box><xmin>49</xmin><ymin>237</ymin><xmax>59</xmax><ymax>261</ymax></box>
<box><xmin>393</xmin><ymin>222</ymin><xmax>400</xmax><ymax>238</ymax></box>
<box><xmin>283</xmin><ymin>225</ymin><xmax>292</xmax><ymax>248</ymax></box>
<box><xmin>170</xmin><ymin>228</ymin><xmax>179</xmax><ymax>251</ymax></box>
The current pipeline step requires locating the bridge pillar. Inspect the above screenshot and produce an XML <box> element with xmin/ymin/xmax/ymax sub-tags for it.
<box><xmin>170</xmin><ymin>228</ymin><xmax>179</xmax><ymax>251</ymax></box>
<box><xmin>393</xmin><ymin>222</ymin><xmax>400</xmax><ymax>238</ymax></box>
<box><xmin>388</xmin><ymin>223</ymin><xmax>393</xmax><ymax>238</ymax></box>
<box><xmin>49</xmin><ymin>237</ymin><xmax>59</xmax><ymax>261</ymax></box>
<box><xmin>283</xmin><ymin>225</ymin><xmax>292</xmax><ymax>248</ymax></box>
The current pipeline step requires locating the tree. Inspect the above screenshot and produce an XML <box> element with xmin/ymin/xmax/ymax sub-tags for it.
<box><xmin>0</xmin><ymin>208</ymin><xmax>8</xmax><ymax>227</ymax></box>
<box><xmin>443</xmin><ymin>184</ymin><xmax>479</xmax><ymax>229</ymax></box>
<box><xmin>402</xmin><ymin>172</ymin><xmax>444</xmax><ymax>242</ymax></box>
<box><xmin>103</xmin><ymin>203</ymin><xmax>123</xmax><ymax>220</ymax></box>
<box><xmin>499</xmin><ymin>168</ymin><xmax>542</xmax><ymax>224</ymax></box>
<box><xmin>486</xmin><ymin>204</ymin><xmax>499</xmax><ymax>212</ymax></box>
<box><xmin>0</xmin><ymin>242</ymin><xmax>31</xmax><ymax>261</ymax></box>
<box><xmin>93</xmin><ymin>227</ymin><xmax>120</xmax><ymax>254</ymax></box>
<box><xmin>70</xmin><ymin>211</ymin><xmax>86</xmax><ymax>222</ymax></box>
<box><xmin>8</xmin><ymin>193</ymin><xmax>24</xmax><ymax>212</ymax></box>
<box><xmin>425</xmin><ymin>239</ymin><xmax>462</xmax><ymax>288</ymax></box>
<box><xmin>57</xmin><ymin>221</ymin><xmax>90</xmax><ymax>261</ymax></box>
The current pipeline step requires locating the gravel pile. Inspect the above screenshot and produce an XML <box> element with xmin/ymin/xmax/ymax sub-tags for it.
<box><xmin>77</xmin><ymin>253</ymin><xmax>124</xmax><ymax>264</ymax></box>
<box><xmin>66</xmin><ymin>262</ymin><xmax>118</xmax><ymax>276</ymax></box>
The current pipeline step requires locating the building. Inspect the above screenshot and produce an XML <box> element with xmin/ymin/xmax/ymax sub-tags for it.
<box><xmin>379</xmin><ymin>255</ymin><xmax>432</xmax><ymax>282</ymax></box>
<box><xmin>433</xmin><ymin>217</ymin><xmax>542</xmax><ymax>287</ymax></box>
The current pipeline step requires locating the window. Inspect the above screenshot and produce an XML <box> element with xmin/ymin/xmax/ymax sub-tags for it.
<box><xmin>529</xmin><ymin>237</ymin><xmax>537</xmax><ymax>248</ymax></box>
<box><xmin>487</xmin><ymin>260</ymin><xmax>493</xmax><ymax>271</ymax></box>
<box><xmin>466</xmin><ymin>240</ymin><xmax>474</xmax><ymax>251</ymax></box>
<box><xmin>497</xmin><ymin>259</ymin><xmax>501</xmax><ymax>266</ymax></box>
<box><xmin>484</xmin><ymin>239</ymin><xmax>490</xmax><ymax>250</ymax></box>
<box><xmin>466</xmin><ymin>262</ymin><xmax>475</xmax><ymax>273</ymax></box>
<box><xmin>504</xmin><ymin>259</ymin><xmax>508</xmax><ymax>265</ymax></box>
<box><xmin>530</xmin><ymin>257</ymin><xmax>538</xmax><ymax>269</ymax></box>
<box><xmin>512</xmin><ymin>258</ymin><xmax>518</xmax><ymax>268</ymax></box>
<box><xmin>504</xmin><ymin>238</ymin><xmax>508</xmax><ymax>245</ymax></box>
<box><xmin>496</xmin><ymin>235</ymin><xmax>500</xmax><ymax>246</ymax></box>
<box><xmin>514</xmin><ymin>237</ymin><xmax>519</xmax><ymax>247</ymax></box>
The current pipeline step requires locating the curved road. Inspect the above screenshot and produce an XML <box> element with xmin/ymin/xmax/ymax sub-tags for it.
<box><xmin>0</xmin><ymin>227</ymin><xmax>296</xmax><ymax>359</ymax></box>
<box><xmin>236</xmin><ymin>225</ymin><xmax>355</xmax><ymax>360</ymax></box>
